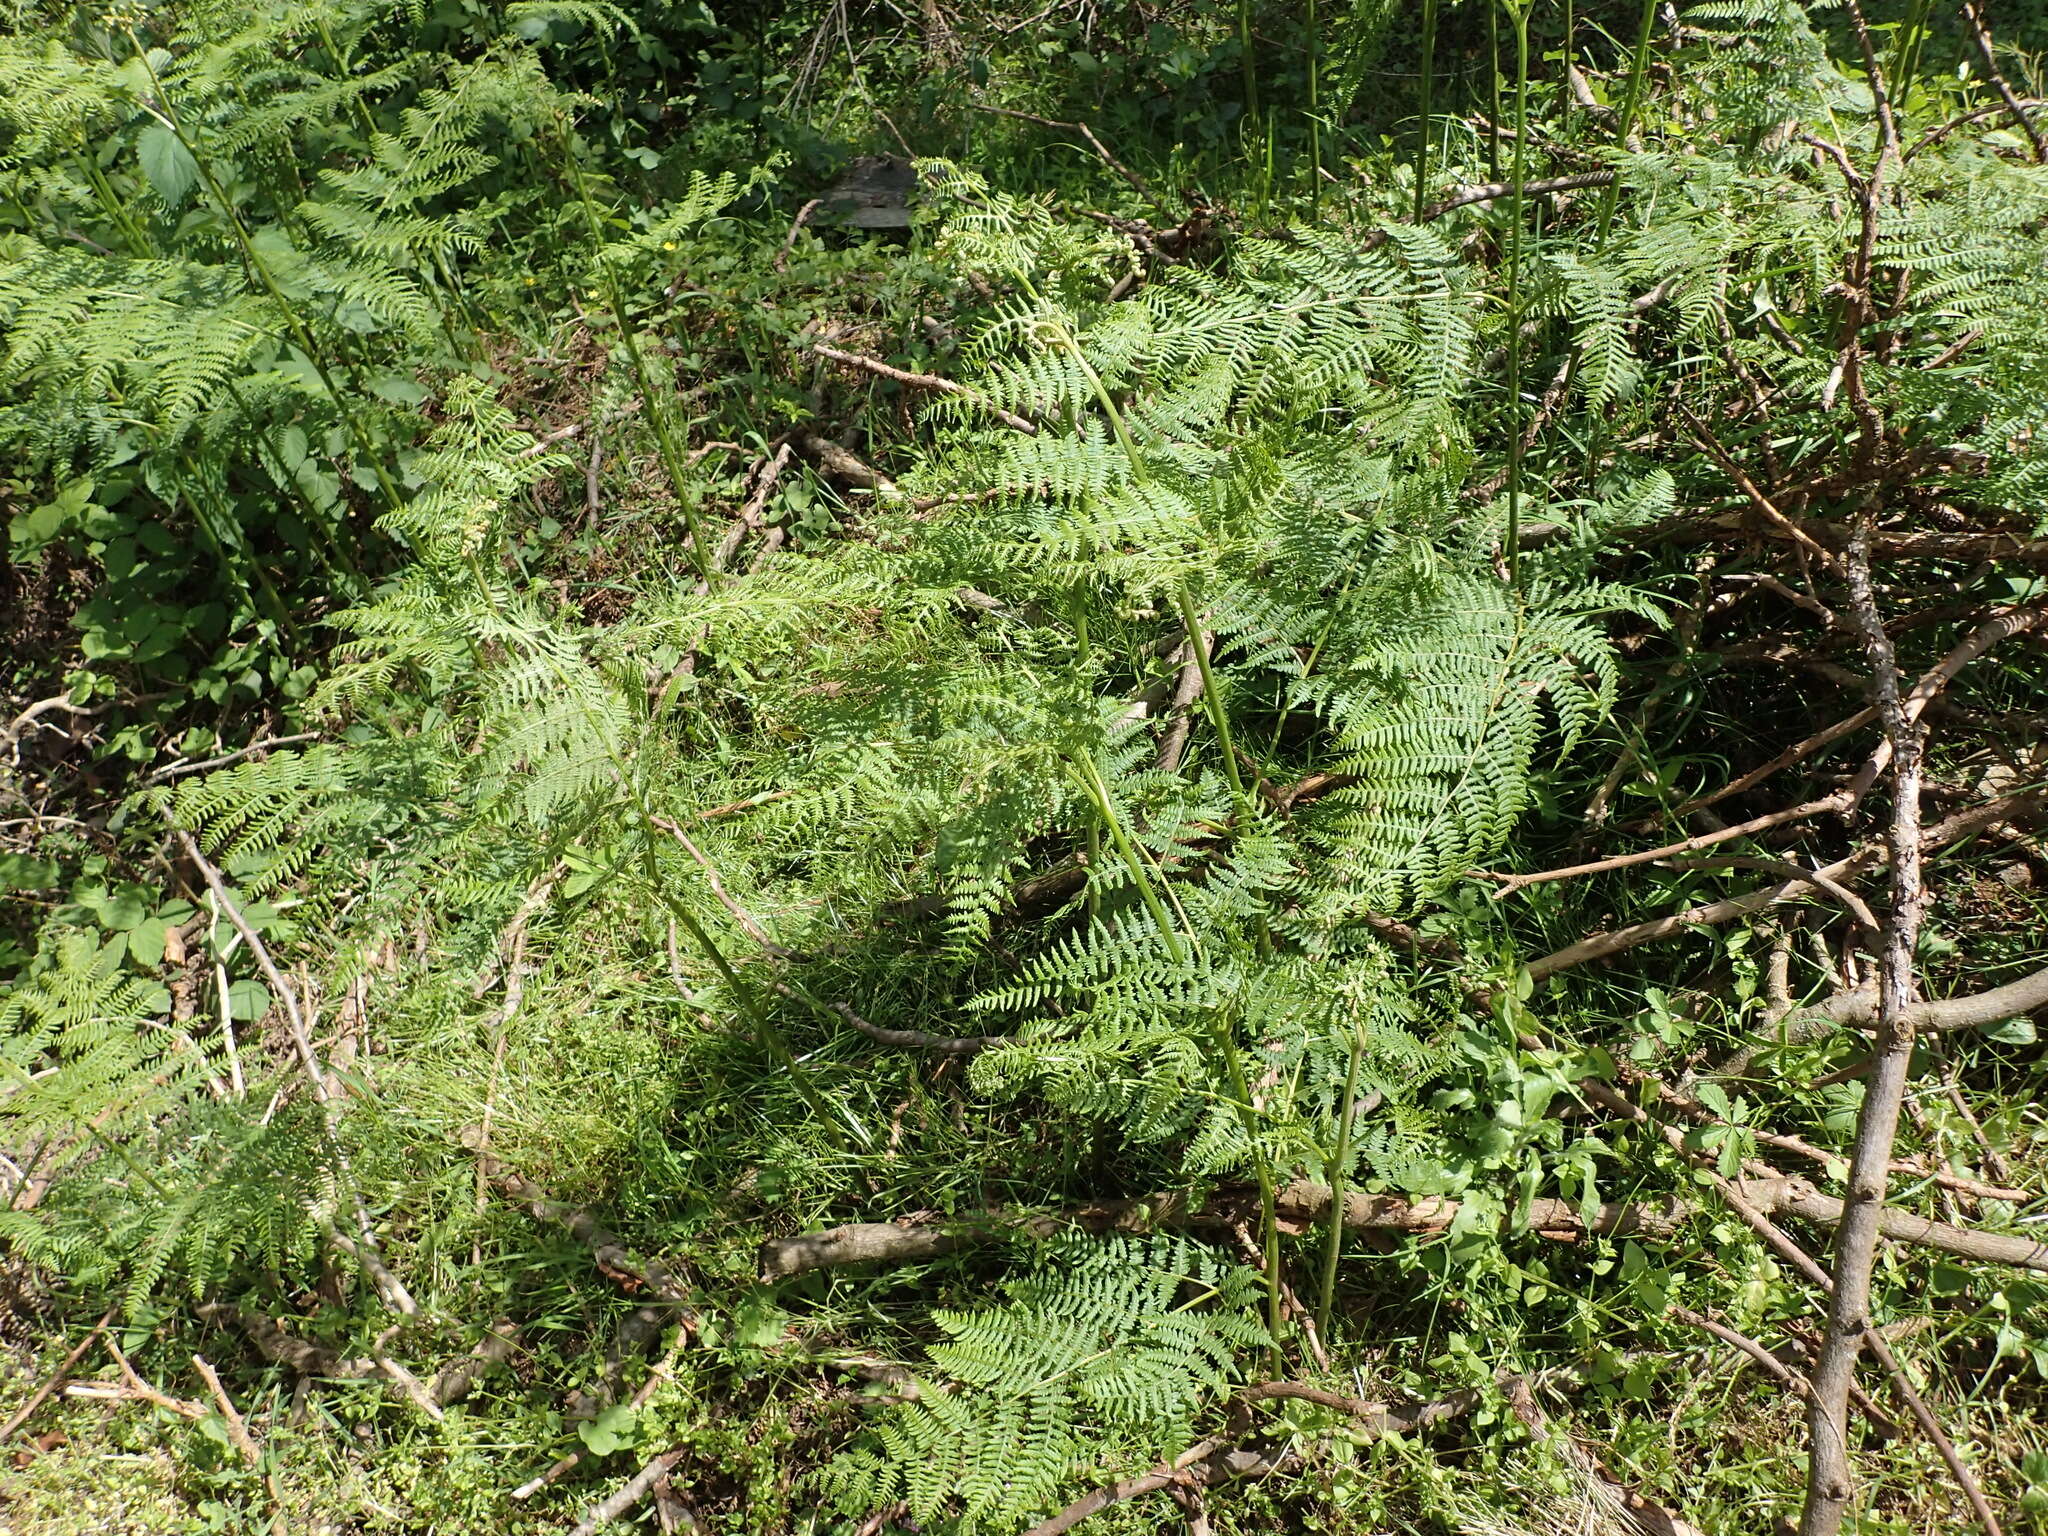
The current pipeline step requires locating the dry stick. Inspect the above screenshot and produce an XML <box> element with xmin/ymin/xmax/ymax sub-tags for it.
<box><xmin>967</xmin><ymin>103</ymin><xmax>1154</xmax><ymax>201</ymax></box>
<box><xmin>1801</xmin><ymin>510</ymin><xmax>1937</xmax><ymax>1536</ymax></box>
<box><xmin>472</xmin><ymin>867</ymin><xmax>562</xmax><ymax>1243</ymax></box>
<box><xmin>145</xmin><ymin>733</ymin><xmax>321</xmax><ymax>785</ymax></box>
<box><xmin>477</xmin><ymin>1151</ymin><xmax>694</xmax><ymax>1308</ymax></box>
<box><xmin>191</xmin><ymin>1354</ymin><xmax>262</xmax><ymax>1467</ymax></box>
<box><xmin>824</xmin><ymin>997</ymin><xmax>995</xmax><ymax>1056</ymax></box>
<box><xmin>569</xmin><ymin>1444</ymin><xmax>690</xmax><ymax>1536</ymax></box>
<box><xmin>1470</xmin><ymin>351</ymin><xmax>1578</xmax><ymax>504</ymax></box>
<box><xmin>1907</xmin><ymin>97</ymin><xmax>2048</xmax><ymax>159</ymax></box>
<box><xmin>809</xmin><ymin>343</ymin><xmax>1040</xmax><ymax>436</ymax></box>
<box><xmin>103</xmin><ymin>1336</ymin><xmax>207</xmax><ymax>1420</ymax></box>
<box><xmin>1020</xmin><ymin>1437</ymin><xmax>1226</xmax><ymax>1536</ymax></box>
<box><xmin>1494</xmin><ymin>794</ymin><xmax>1849</xmax><ymax>893</ymax></box>
<box><xmin>1676</xmin><ymin>404</ymin><xmax>1839</xmax><ymax>568</ymax></box>
<box><xmin>372</xmin><ymin>1326</ymin><xmax>444</xmax><ymax>1422</ymax></box>
<box><xmin>1960</xmin><ymin>0</ymin><xmax>2047</xmax><ymax>162</ymax></box>
<box><xmin>513</xmin><ymin>420</ymin><xmax>582</xmax><ymax>459</ymax></box>
<box><xmin>175</xmin><ymin>830</ymin><xmax>417</xmax><ymax>1318</ymax></box>
<box><xmin>653</xmin><ymin>813</ymin><xmax>998</xmax><ymax>1052</ymax></box>
<box><xmin>426</xmin><ymin>1321</ymin><xmax>522</xmax><ymax>1408</ymax></box>
<box><xmin>511</xmin><ymin>1336</ymin><xmax>682</xmax><ymax>1500</ymax></box>
<box><xmin>715</xmin><ymin>440</ymin><xmax>794</xmax><ymax>574</ymax></box>
<box><xmin>584</xmin><ymin>431</ymin><xmax>604</xmax><ymax>529</ymax></box>
<box><xmin>758</xmin><ymin>1176</ymin><xmax>2048</xmax><ymax>1279</ymax></box>
<box><xmin>0</xmin><ymin>1306</ymin><xmax>115</xmax><ymax>1442</ymax></box>
<box><xmin>1671</xmin><ymin>1307</ymin><xmax>1903</xmax><ymax>1437</ymax></box>
<box><xmin>772</xmin><ymin>198</ymin><xmax>822</xmax><ymax>272</ymax></box>
<box><xmin>1658</xmin><ymin>855</ymin><xmax>1879</xmax><ymax>934</ymax></box>
<box><xmin>1667</xmin><ymin>708</ymin><xmax>1878</xmax><ymax>820</ymax></box>
<box><xmin>1524</xmin><ymin>785</ymin><xmax>2044</xmax><ymax>984</ymax></box>
<box><xmin>1843</xmin><ymin>601</ymin><xmax>2048</xmax><ymax>806</ymax></box>
<box><xmin>1708</xmin><ymin>1169</ymin><xmax>2003</xmax><ymax>1536</ymax></box>
<box><xmin>1022</xmin><ymin>1387</ymin><xmax>1480</xmax><ymax>1536</ymax></box>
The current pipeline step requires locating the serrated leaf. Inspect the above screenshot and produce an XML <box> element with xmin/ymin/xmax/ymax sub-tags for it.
<box><xmin>137</xmin><ymin>124</ymin><xmax>200</xmax><ymax>209</ymax></box>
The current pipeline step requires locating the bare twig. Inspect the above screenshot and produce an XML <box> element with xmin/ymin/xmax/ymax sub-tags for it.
<box><xmin>428</xmin><ymin>1319</ymin><xmax>521</xmax><ymax>1408</ymax></box>
<box><xmin>0</xmin><ymin>1307</ymin><xmax>114</xmax><ymax>1443</ymax></box>
<box><xmin>1493</xmin><ymin>794</ymin><xmax>1849</xmax><ymax>893</ymax></box>
<box><xmin>175</xmin><ymin>829</ymin><xmax>416</xmax><ymax>1317</ymax></box>
<box><xmin>1960</xmin><ymin>0</ymin><xmax>2047</xmax><ymax>162</ymax></box>
<box><xmin>758</xmin><ymin>1176</ymin><xmax>2047</xmax><ymax>1278</ymax></box>
<box><xmin>191</xmin><ymin>1355</ymin><xmax>262</xmax><ymax>1467</ymax></box>
<box><xmin>1657</xmin><ymin>855</ymin><xmax>1879</xmax><ymax>934</ymax></box>
<box><xmin>145</xmin><ymin>734</ymin><xmax>320</xmax><ymax>784</ymax></box>
<box><xmin>810</xmin><ymin>344</ymin><xmax>1039</xmax><ymax>435</ymax></box>
<box><xmin>773</xmin><ymin>198</ymin><xmax>823</xmax><ymax>270</ymax></box>
<box><xmin>967</xmin><ymin>103</ymin><xmax>1154</xmax><ymax>201</ymax></box>
<box><xmin>512</xmin><ymin>1336</ymin><xmax>682</xmax><ymax>1500</ymax></box>
<box><xmin>3</xmin><ymin>694</ymin><xmax>109</xmax><ymax>757</ymax></box>
<box><xmin>569</xmin><ymin>1444</ymin><xmax>689</xmax><ymax>1536</ymax></box>
<box><xmin>825</xmin><ymin>997</ymin><xmax>998</xmax><ymax>1056</ymax></box>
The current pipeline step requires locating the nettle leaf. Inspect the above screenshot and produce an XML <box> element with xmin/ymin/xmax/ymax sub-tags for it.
<box><xmin>136</xmin><ymin>124</ymin><xmax>200</xmax><ymax>209</ymax></box>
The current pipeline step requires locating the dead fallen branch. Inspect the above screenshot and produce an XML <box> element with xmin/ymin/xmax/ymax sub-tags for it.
<box><xmin>760</xmin><ymin>1176</ymin><xmax>2048</xmax><ymax>1280</ymax></box>
<box><xmin>470</xmin><ymin>1145</ymin><xmax>695</xmax><ymax>1310</ymax></box>
<box><xmin>570</xmin><ymin>1444</ymin><xmax>690</xmax><ymax>1536</ymax></box>
<box><xmin>1019</xmin><ymin>1383</ymin><xmax>1479</xmax><ymax>1536</ymax></box>
<box><xmin>0</xmin><ymin>1307</ymin><xmax>114</xmax><ymax>1443</ymax></box>
<box><xmin>967</xmin><ymin>103</ymin><xmax>1155</xmax><ymax>201</ymax></box>
<box><xmin>811</xmin><ymin>344</ymin><xmax>1039</xmax><ymax>436</ymax></box>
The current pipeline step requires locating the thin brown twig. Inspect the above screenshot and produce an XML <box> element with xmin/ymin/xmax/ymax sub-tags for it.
<box><xmin>1960</xmin><ymin>0</ymin><xmax>2047</xmax><ymax>162</ymax></box>
<box><xmin>191</xmin><ymin>1354</ymin><xmax>262</xmax><ymax>1467</ymax></box>
<box><xmin>773</xmin><ymin>198</ymin><xmax>822</xmax><ymax>271</ymax></box>
<box><xmin>1492</xmin><ymin>794</ymin><xmax>1849</xmax><ymax>893</ymax></box>
<box><xmin>175</xmin><ymin>829</ymin><xmax>416</xmax><ymax>1317</ymax></box>
<box><xmin>967</xmin><ymin>103</ymin><xmax>1155</xmax><ymax>201</ymax></box>
<box><xmin>0</xmin><ymin>1307</ymin><xmax>115</xmax><ymax>1442</ymax></box>
<box><xmin>810</xmin><ymin>343</ymin><xmax>1039</xmax><ymax>435</ymax></box>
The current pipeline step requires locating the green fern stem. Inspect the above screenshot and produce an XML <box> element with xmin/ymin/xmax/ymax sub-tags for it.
<box><xmin>1239</xmin><ymin>0</ymin><xmax>1261</xmax><ymax>128</ymax></box>
<box><xmin>1306</xmin><ymin>0</ymin><xmax>1321</xmax><ymax>212</ymax></box>
<box><xmin>1315</xmin><ymin>1017</ymin><xmax>1368</xmax><ymax>1341</ymax></box>
<box><xmin>1412</xmin><ymin>0</ymin><xmax>1439</xmax><ymax>222</ymax></box>
<box><xmin>1209</xmin><ymin>1009</ymin><xmax>1286</xmax><ymax>1370</ymax></box>
<box><xmin>1594</xmin><ymin>0</ymin><xmax>1659</xmax><ymax>246</ymax></box>
<box><xmin>1502</xmin><ymin>0</ymin><xmax>1531</xmax><ymax>585</ymax></box>
<box><xmin>1170</xmin><ymin>587</ymin><xmax>1248</xmax><ymax>805</ymax></box>
<box><xmin>122</xmin><ymin>34</ymin><xmax>408</xmax><ymax>522</ymax></box>
<box><xmin>75</xmin><ymin>139</ymin><xmax>152</xmax><ymax>254</ymax></box>
<box><xmin>1486</xmin><ymin>1</ymin><xmax>1502</xmax><ymax>181</ymax></box>
<box><xmin>556</xmin><ymin>119</ymin><xmax>718</xmax><ymax>588</ymax></box>
<box><xmin>1070</xmin><ymin>754</ymin><xmax>1185</xmax><ymax>966</ymax></box>
<box><xmin>1039</xmin><ymin>314</ymin><xmax>1258</xmax><ymax>813</ymax></box>
<box><xmin>1068</xmin><ymin>762</ymin><xmax>1283</xmax><ymax>1364</ymax></box>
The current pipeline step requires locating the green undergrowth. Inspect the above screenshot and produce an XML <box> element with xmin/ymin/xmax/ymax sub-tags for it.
<box><xmin>5</xmin><ymin>2</ymin><xmax>2048</xmax><ymax>1533</ymax></box>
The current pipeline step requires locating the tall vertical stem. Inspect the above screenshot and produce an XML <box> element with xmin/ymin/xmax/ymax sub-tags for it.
<box><xmin>1502</xmin><ymin>2</ymin><xmax>1530</xmax><ymax>584</ymax></box>
<box><xmin>1798</xmin><ymin>518</ymin><xmax>1927</xmax><ymax>1536</ymax></box>
<box><xmin>1413</xmin><ymin>0</ymin><xmax>1439</xmax><ymax>222</ymax></box>
<box><xmin>1315</xmin><ymin>1018</ymin><xmax>1368</xmax><ymax>1340</ymax></box>
<box><xmin>557</xmin><ymin>120</ymin><xmax>718</xmax><ymax>586</ymax></box>
<box><xmin>1239</xmin><ymin>0</ymin><xmax>1261</xmax><ymax>128</ymax></box>
<box><xmin>1595</xmin><ymin>0</ymin><xmax>1660</xmax><ymax>246</ymax></box>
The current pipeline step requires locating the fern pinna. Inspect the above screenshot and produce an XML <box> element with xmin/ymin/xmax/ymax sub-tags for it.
<box><xmin>822</xmin><ymin>1234</ymin><xmax>1267</xmax><ymax>1532</ymax></box>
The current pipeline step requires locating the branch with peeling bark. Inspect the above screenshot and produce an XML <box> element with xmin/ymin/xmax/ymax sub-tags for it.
<box><xmin>760</xmin><ymin>1175</ymin><xmax>2048</xmax><ymax>1281</ymax></box>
